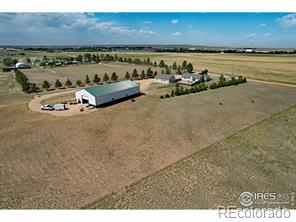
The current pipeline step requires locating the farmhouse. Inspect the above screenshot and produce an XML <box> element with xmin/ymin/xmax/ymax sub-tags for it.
<box><xmin>154</xmin><ymin>74</ymin><xmax>175</xmax><ymax>84</ymax></box>
<box><xmin>75</xmin><ymin>80</ymin><xmax>140</xmax><ymax>106</ymax></box>
<box><xmin>182</xmin><ymin>72</ymin><xmax>211</xmax><ymax>84</ymax></box>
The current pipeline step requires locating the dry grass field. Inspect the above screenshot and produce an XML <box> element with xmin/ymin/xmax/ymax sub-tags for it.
<box><xmin>86</xmin><ymin>103</ymin><xmax>296</xmax><ymax>209</ymax></box>
<box><xmin>0</xmin><ymin>71</ymin><xmax>31</xmax><ymax>104</ymax></box>
<box><xmin>3</xmin><ymin>51</ymin><xmax>295</xmax><ymax>85</ymax></box>
<box><xmin>113</xmin><ymin>52</ymin><xmax>296</xmax><ymax>85</ymax></box>
<box><xmin>1</xmin><ymin>79</ymin><xmax>296</xmax><ymax>208</ymax></box>
<box><xmin>22</xmin><ymin>62</ymin><xmax>162</xmax><ymax>88</ymax></box>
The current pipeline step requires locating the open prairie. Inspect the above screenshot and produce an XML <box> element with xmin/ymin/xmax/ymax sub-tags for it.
<box><xmin>21</xmin><ymin>62</ymin><xmax>162</xmax><ymax>87</ymax></box>
<box><xmin>4</xmin><ymin>51</ymin><xmax>295</xmax><ymax>85</ymax></box>
<box><xmin>1</xmin><ymin>77</ymin><xmax>296</xmax><ymax>208</ymax></box>
<box><xmin>86</xmin><ymin>103</ymin><xmax>296</xmax><ymax>209</ymax></box>
<box><xmin>112</xmin><ymin>52</ymin><xmax>296</xmax><ymax>85</ymax></box>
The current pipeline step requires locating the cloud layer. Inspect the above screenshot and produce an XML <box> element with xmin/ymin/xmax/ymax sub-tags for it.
<box><xmin>0</xmin><ymin>13</ymin><xmax>156</xmax><ymax>45</ymax></box>
<box><xmin>276</xmin><ymin>13</ymin><xmax>296</xmax><ymax>28</ymax></box>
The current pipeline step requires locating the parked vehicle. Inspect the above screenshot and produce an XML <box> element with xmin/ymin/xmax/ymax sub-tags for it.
<box><xmin>40</xmin><ymin>104</ymin><xmax>54</xmax><ymax>111</ymax></box>
<box><xmin>53</xmin><ymin>103</ymin><xmax>66</xmax><ymax>111</ymax></box>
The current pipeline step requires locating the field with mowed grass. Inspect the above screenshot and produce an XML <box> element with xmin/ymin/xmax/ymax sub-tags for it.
<box><xmin>1</xmin><ymin>78</ymin><xmax>296</xmax><ymax>208</ymax></box>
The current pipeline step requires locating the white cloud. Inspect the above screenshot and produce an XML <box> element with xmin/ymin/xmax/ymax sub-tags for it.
<box><xmin>261</xmin><ymin>33</ymin><xmax>271</xmax><ymax>38</ymax></box>
<box><xmin>143</xmin><ymin>21</ymin><xmax>152</xmax><ymax>24</ymax></box>
<box><xmin>260</xmin><ymin>23</ymin><xmax>267</xmax><ymax>27</ymax></box>
<box><xmin>276</xmin><ymin>13</ymin><xmax>296</xmax><ymax>28</ymax></box>
<box><xmin>171</xmin><ymin>19</ymin><xmax>179</xmax><ymax>24</ymax></box>
<box><xmin>246</xmin><ymin>33</ymin><xmax>257</xmax><ymax>38</ymax></box>
<box><xmin>0</xmin><ymin>13</ymin><xmax>157</xmax><ymax>45</ymax></box>
<box><xmin>171</xmin><ymin>32</ymin><xmax>182</xmax><ymax>37</ymax></box>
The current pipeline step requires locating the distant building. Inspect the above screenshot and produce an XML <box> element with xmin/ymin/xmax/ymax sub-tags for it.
<box><xmin>245</xmin><ymin>49</ymin><xmax>254</xmax><ymax>53</ymax></box>
<box><xmin>15</xmin><ymin>62</ymin><xmax>31</xmax><ymax>69</ymax></box>
<box><xmin>154</xmin><ymin>74</ymin><xmax>175</xmax><ymax>84</ymax></box>
<box><xmin>75</xmin><ymin>80</ymin><xmax>140</xmax><ymax>106</ymax></box>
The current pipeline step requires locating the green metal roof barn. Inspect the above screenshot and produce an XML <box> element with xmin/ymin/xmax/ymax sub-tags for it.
<box><xmin>75</xmin><ymin>80</ymin><xmax>140</xmax><ymax>106</ymax></box>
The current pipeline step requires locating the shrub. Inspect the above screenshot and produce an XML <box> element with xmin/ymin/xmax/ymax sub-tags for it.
<box><xmin>160</xmin><ymin>95</ymin><xmax>164</xmax><ymax>99</ymax></box>
<box><xmin>165</xmin><ymin>93</ymin><xmax>170</xmax><ymax>98</ymax></box>
<box><xmin>190</xmin><ymin>87</ymin><xmax>196</xmax><ymax>93</ymax></box>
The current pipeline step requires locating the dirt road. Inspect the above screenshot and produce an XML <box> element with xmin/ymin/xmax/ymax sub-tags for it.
<box><xmin>28</xmin><ymin>90</ymin><xmax>95</xmax><ymax>117</ymax></box>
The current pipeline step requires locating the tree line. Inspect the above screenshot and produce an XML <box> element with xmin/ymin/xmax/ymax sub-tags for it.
<box><xmin>42</xmin><ymin>53</ymin><xmax>195</xmax><ymax>74</ymax></box>
<box><xmin>41</xmin><ymin>67</ymin><xmax>158</xmax><ymax>90</ymax></box>
<box><xmin>160</xmin><ymin>75</ymin><xmax>247</xmax><ymax>99</ymax></box>
<box><xmin>14</xmin><ymin>70</ymin><xmax>39</xmax><ymax>93</ymax></box>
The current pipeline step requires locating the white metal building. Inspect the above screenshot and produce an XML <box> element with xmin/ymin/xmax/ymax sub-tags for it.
<box><xmin>75</xmin><ymin>80</ymin><xmax>140</xmax><ymax>106</ymax></box>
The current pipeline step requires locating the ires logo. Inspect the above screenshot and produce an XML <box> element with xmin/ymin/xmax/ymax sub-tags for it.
<box><xmin>239</xmin><ymin>192</ymin><xmax>294</xmax><ymax>207</ymax></box>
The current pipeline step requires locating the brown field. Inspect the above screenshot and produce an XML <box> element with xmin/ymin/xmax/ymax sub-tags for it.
<box><xmin>1</xmin><ymin>79</ymin><xmax>296</xmax><ymax>208</ymax></box>
<box><xmin>112</xmin><ymin>52</ymin><xmax>296</xmax><ymax>85</ymax></box>
<box><xmin>2</xmin><ymin>51</ymin><xmax>295</xmax><ymax>85</ymax></box>
<box><xmin>22</xmin><ymin>62</ymin><xmax>162</xmax><ymax>88</ymax></box>
<box><xmin>86</xmin><ymin>102</ymin><xmax>296</xmax><ymax>209</ymax></box>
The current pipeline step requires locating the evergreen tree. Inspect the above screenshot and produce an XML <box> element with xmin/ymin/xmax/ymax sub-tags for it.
<box><xmin>159</xmin><ymin>60</ymin><xmax>165</xmax><ymax>67</ymax></box>
<box><xmin>111</xmin><ymin>72</ymin><xmax>118</xmax><ymax>81</ymax></box>
<box><xmin>125</xmin><ymin>71</ymin><xmax>131</xmax><ymax>79</ymax></box>
<box><xmin>76</xmin><ymin>79</ymin><xmax>82</xmax><ymax>86</ymax></box>
<box><xmin>93</xmin><ymin>74</ymin><xmax>100</xmax><ymax>84</ymax></box>
<box><xmin>65</xmin><ymin>79</ymin><xmax>72</xmax><ymax>87</ymax></box>
<box><xmin>103</xmin><ymin>73</ymin><xmax>109</xmax><ymax>82</ymax></box>
<box><xmin>140</xmin><ymin>70</ymin><xmax>146</xmax><ymax>79</ymax></box>
<box><xmin>182</xmin><ymin>60</ymin><xmax>188</xmax><ymax>70</ymax></box>
<box><xmin>165</xmin><ymin>66</ymin><xmax>171</xmax><ymax>74</ymax></box>
<box><xmin>176</xmin><ymin>65</ymin><xmax>182</xmax><ymax>74</ymax></box>
<box><xmin>186</xmin><ymin>63</ymin><xmax>194</xmax><ymax>73</ymax></box>
<box><xmin>85</xmin><ymin>74</ymin><xmax>91</xmax><ymax>84</ymax></box>
<box><xmin>172</xmin><ymin>62</ymin><xmax>177</xmax><ymax>70</ymax></box>
<box><xmin>132</xmin><ymin>68</ymin><xmax>138</xmax><ymax>79</ymax></box>
<box><xmin>42</xmin><ymin>80</ymin><xmax>50</xmax><ymax>89</ymax></box>
<box><xmin>55</xmin><ymin>79</ymin><xmax>62</xmax><ymax>88</ymax></box>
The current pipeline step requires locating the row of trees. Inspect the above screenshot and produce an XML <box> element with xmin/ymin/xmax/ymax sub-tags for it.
<box><xmin>124</xmin><ymin>67</ymin><xmax>157</xmax><ymax>80</ymax></box>
<box><xmin>160</xmin><ymin>75</ymin><xmax>247</xmax><ymax>99</ymax></box>
<box><xmin>46</xmin><ymin>53</ymin><xmax>194</xmax><ymax>74</ymax></box>
<box><xmin>41</xmin><ymin>72</ymin><xmax>120</xmax><ymax>90</ymax></box>
<box><xmin>14</xmin><ymin>70</ymin><xmax>38</xmax><ymax>93</ymax></box>
<box><xmin>209</xmin><ymin>75</ymin><xmax>247</xmax><ymax>89</ymax></box>
<box><xmin>160</xmin><ymin>83</ymin><xmax>208</xmax><ymax>99</ymax></box>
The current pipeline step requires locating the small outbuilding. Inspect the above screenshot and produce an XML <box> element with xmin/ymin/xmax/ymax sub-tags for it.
<box><xmin>75</xmin><ymin>80</ymin><xmax>140</xmax><ymax>106</ymax></box>
<box><xmin>154</xmin><ymin>74</ymin><xmax>175</xmax><ymax>84</ymax></box>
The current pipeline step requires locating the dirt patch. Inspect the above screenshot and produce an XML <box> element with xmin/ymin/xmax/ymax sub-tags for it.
<box><xmin>134</xmin><ymin>78</ymin><xmax>154</xmax><ymax>92</ymax></box>
<box><xmin>1</xmin><ymin>81</ymin><xmax>296</xmax><ymax>209</ymax></box>
<box><xmin>27</xmin><ymin>80</ymin><xmax>151</xmax><ymax>117</ymax></box>
<box><xmin>28</xmin><ymin>90</ymin><xmax>95</xmax><ymax>117</ymax></box>
<box><xmin>86</xmin><ymin>104</ymin><xmax>296</xmax><ymax>209</ymax></box>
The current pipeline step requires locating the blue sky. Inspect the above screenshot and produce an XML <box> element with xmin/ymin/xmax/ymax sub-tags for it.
<box><xmin>0</xmin><ymin>13</ymin><xmax>295</xmax><ymax>47</ymax></box>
